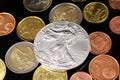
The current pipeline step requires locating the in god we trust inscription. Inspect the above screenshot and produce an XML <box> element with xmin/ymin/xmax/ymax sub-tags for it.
<box><xmin>34</xmin><ymin>21</ymin><xmax>90</xmax><ymax>71</ymax></box>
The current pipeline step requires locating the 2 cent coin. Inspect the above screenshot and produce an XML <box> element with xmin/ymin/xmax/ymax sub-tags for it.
<box><xmin>109</xmin><ymin>16</ymin><xmax>120</xmax><ymax>34</ymax></box>
<box><xmin>89</xmin><ymin>31</ymin><xmax>112</xmax><ymax>55</ymax></box>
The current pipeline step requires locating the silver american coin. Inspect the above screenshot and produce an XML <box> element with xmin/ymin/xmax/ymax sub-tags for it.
<box><xmin>34</xmin><ymin>21</ymin><xmax>90</xmax><ymax>71</ymax></box>
<box><xmin>49</xmin><ymin>3</ymin><xmax>83</xmax><ymax>24</ymax></box>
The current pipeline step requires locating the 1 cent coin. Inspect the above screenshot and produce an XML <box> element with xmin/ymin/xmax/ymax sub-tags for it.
<box><xmin>16</xmin><ymin>16</ymin><xmax>45</xmax><ymax>41</ymax></box>
<box><xmin>83</xmin><ymin>2</ymin><xmax>109</xmax><ymax>23</ymax></box>
<box><xmin>70</xmin><ymin>71</ymin><xmax>93</xmax><ymax>80</ymax></box>
<box><xmin>109</xmin><ymin>16</ymin><xmax>120</xmax><ymax>34</ymax></box>
<box><xmin>0</xmin><ymin>12</ymin><xmax>16</xmax><ymax>36</ymax></box>
<box><xmin>89</xmin><ymin>31</ymin><xmax>112</xmax><ymax>55</ymax></box>
<box><xmin>89</xmin><ymin>54</ymin><xmax>119</xmax><ymax>80</ymax></box>
<box><xmin>0</xmin><ymin>59</ymin><xmax>6</xmax><ymax>80</ymax></box>
<box><xmin>109</xmin><ymin>0</ymin><xmax>120</xmax><ymax>10</ymax></box>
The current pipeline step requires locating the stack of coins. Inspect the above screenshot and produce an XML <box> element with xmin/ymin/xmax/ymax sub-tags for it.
<box><xmin>0</xmin><ymin>0</ymin><xmax>120</xmax><ymax>80</ymax></box>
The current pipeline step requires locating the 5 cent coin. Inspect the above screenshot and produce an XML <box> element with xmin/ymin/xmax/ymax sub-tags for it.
<box><xmin>89</xmin><ymin>54</ymin><xmax>119</xmax><ymax>80</ymax></box>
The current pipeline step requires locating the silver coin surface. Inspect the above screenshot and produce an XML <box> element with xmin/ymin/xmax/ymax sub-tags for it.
<box><xmin>49</xmin><ymin>3</ymin><xmax>83</xmax><ymax>24</ymax></box>
<box><xmin>34</xmin><ymin>21</ymin><xmax>90</xmax><ymax>71</ymax></box>
<box><xmin>23</xmin><ymin>0</ymin><xmax>52</xmax><ymax>12</ymax></box>
<box><xmin>5</xmin><ymin>41</ymin><xmax>39</xmax><ymax>74</ymax></box>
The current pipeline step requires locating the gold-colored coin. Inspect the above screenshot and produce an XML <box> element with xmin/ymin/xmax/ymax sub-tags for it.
<box><xmin>16</xmin><ymin>16</ymin><xmax>45</xmax><ymax>41</ymax></box>
<box><xmin>83</xmin><ymin>2</ymin><xmax>109</xmax><ymax>23</ymax></box>
<box><xmin>49</xmin><ymin>3</ymin><xmax>82</xmax><ymax>24</ymax></box>
<box><xmin>0</xmin><ymin>59</ymin><xmax>6</xmax><ymax>80</ymax></box>
<box><xmin>33</xmin><ymin>65</ymin><xmax>68</xmax><ymax>80</ymax></box>
<box><xmin>71</xmin><ymin>0</ymin><xmax>86</xmax><ymax>2</ymax></box>
<box><xmin>23</xmin><ymin>0</ymin><xmax>52</xmax><ymax>12</ymax></box>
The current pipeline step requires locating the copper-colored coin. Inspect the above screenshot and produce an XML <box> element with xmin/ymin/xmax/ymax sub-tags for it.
<box><xmin>109</xmin><ymin>16</ymin><xmax>120</xmax><ymax>34</ymax></box>
<box><xmin>0</xmin><ymin>12</ymin><xmax>16</xmax><ymax>36</ymax></box>
<box><xmin>70</xmin><ymin>71</ymin><xmax>93</xmax><ymax>80</ymax></box>
<box><xmin>89</xmin><ymin>31</ymin><xmax>112</xmax><ymax>55</ymax></box>
<box><xmin>109</xmin><ymin>0</ymin><xmax>120</xmax><ymax>10</ymax></box>
<box><xmin>89</xmin><ymin>54</ymin><xmax>119</xmax><ymax>80</ymax></box>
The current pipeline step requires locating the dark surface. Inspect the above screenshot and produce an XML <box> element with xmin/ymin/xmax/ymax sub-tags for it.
<box><xmin>0</xmin><ymin>0</ymin><xmax>120</xmax><ymax>80</ymax></box>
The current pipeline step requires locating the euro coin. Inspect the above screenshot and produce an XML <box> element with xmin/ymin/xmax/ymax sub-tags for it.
<box><xmin>16</xmin><ymin>16</ymin><xmax>45</xmax><ymax>41</ymax></box>
<box><xmin>0</xmin><ymin>59</ymin><xmax>6</xmax><ymax>80</ymax></box>
<box><xmin>83</xmin><ymin>2</ymin><xmax>109</xmax><ymax>23</ymax></box>
<box><xmin>5</xmin><ymin>41</ymin><xmax>39</xmax><ymax>74</ymax></box>
<box><xmin>49</xmin><ymin>3</ymin><xmax>83</xmax><ymax>24</ymax></box>
<box><xmin>23</xmin><ymin>0</ymin><xmax>52</xmax><ymax>12</ymax></box>
<box><xmin>33</xmin><ymin>65</ymin><xmax>68</xmax><ymax>80</ymax></box>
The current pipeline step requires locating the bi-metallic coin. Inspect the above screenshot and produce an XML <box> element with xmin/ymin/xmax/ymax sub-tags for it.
<box><xmin>23</xmin><ymin>0</ymin><xmax>52</xmax><ymax>12</ymax></box>
<box><xmin>49</xmin><ymin>3</ymin><xmax>83</xmax><ymax>24</ymax></box>
<box><xmin>5</xmin><ymin>41</ymin><xmax>39</xmax><ymax>74</ymax></box>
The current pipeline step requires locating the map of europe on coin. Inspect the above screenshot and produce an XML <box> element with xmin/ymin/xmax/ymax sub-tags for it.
<box><xmin>34</xmin><ymin>21</ymin><xmax>90</xmax><ymax>71</ymax></box>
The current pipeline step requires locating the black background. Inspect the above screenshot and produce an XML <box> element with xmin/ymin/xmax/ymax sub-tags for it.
<box><xmin>0</xmin><ymin>0</ymin><xmax>120</xmax><ymax>80</ymax></box>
